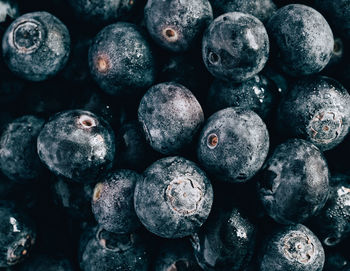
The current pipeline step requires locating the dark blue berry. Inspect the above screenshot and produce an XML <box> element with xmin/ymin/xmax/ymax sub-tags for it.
<box><xmin>197</xmin><ymin>107</ymin><xmax>269</xmax><ymax>183</ymax></box>
<box><xmin>2</xmin><ymin>11</ymin><xmax>70</xmax><ymax>81</ymax></box>
<box><xmin>88</xmin><ymin>22</ymin><xmax>156</xmax><ymax>96</ymax></box>
<box><xmin>266</xmin><ymin>4</ymin><xmax>334</xmax><ymax>76</ymax></box>
<box><xmin>0</xmin><ymin>115</ymin><xmax>45</xmax><ymax>182</ymax></box>
<box><xmin>134</xmin><ymin>156</ymin><xmax>213</xmax><ymax>238</ymax></box>
<box><xmin>92</xmin><ymin>169</ymin><xmax>141</xmax><ymax>234</ymax></box>
<box><xmin>138</xmin><ymin>82</ymin><xmax>204</xmax><ymax>155</ymax></box>
<box><xmin>202</xmin><ymin>12</ymin><xmax>269</xmax><ymax>82</ymax></box>
<box><xmin>257</xmin><ymin>139</ymin><xmax>330</xmax><ymax>225</ymax></box>
<box><xmin>144</xmin><ymin>0</ymin><xmax>213</xmax><ymax>52</ymax></box>
<box><xmin>37</xmin><ymin>110</ymin><xmax>115</xmax><ymax>183</ymax></box>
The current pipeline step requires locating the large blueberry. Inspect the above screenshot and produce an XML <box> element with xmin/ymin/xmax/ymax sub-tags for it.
<box><xmin>138</xmin><ymin>82</ymin><xmax>204</xmax><ymax>155</ymax></box>
<box><xmin>37</xmin><ymin>110</ymin><xmax>115</xmax><ymax>183</ymax></box>
<box><xmin>2</xmin><ymin>11</ymin><xmax>70</xmax><ymax>81</ymax></box>
<box><xmin>92</xmin><ymin>169</ymin><xmax>141</xmax><ymax>234</ymax></box>
<box><xmin>134</xmin><ymin>156</ymin><xmax>213</xmax><ymax>238</ymax></box>
<box><xmin>88</xmin><ymin>22</ymin><xmax>156</xmax><ymax>96</ymax></box>
<box><xmin>202</xmin><ymin>12</ymin><xmax>269</xmax><ymax>82</ymax></box>
<box><xmin>258</xmin><ymin>224</ymin><xmax>325</xmax><ymax>271</ymax></box>
<box><xmin>266</xmin><ymin>4</ymin><xmax>333</xmax><ymax>76</ymax></box>
<box><xmin>197</xmin><ymin>107</ymin><xmax>269</xmax><ymax>183</ymax></box>
<box><xmin>144</xmin><ymin>0</ymin><xmax>213</xmax><ymax>52</ymax></box>
<box><xmin>257</xmin><ymin>139</ymin><xmax>330</xmax><ymax>225</ymax></box>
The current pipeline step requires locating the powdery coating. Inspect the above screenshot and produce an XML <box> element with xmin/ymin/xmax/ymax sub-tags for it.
<box><xmin>310</xmin><ymin>174</ymin><xmax>350</xmax><ymax>247</ymax></box>
<box><xmin>2</xmin><ymin>11</ymin><xmax>70</xmax><ymax>81</ymax></box>
<box><xmin>0</xmin><ymin>115</ymin><xmax>45</xmax><ymax>182</ymax></box>
<box><xmin>315</xmin><ymin>0</ymin><xmax>350</xmax><ymax>40</ymax></box>
<box><xmin>17</xmin><ymin>254</ymin><xmax>74</xmax><ymax>271</ymax></box>
<box><xmin>258</xmin><ymin>139</ymin><xmax>330</xmax><ymax>225</ymax></box>
<box><xmin>207</xmin><ymin>74</ymin><xmax>278</xmax><ymax>120</ymax></box>
<box><xmin>37</xmin><ymin>110</ymin><xmax>115</xmax><ymax>183</ymax></box>
<box><xmin>197</xmin><ymin>107</ymin><xmax>269</xmax><ymax>183</ymax></box>
<box><xmin>266</xmin><ymin>4</ymin><xmax>333</xmax><ymax>76</ymax></box>
<box><xmin>154</xmin><ymin>240</ymin><xmax>201</xmax><ymax>271</ymax></box>
<box><xmin>0</xmin><ymin>203</ymin><xmax>36</xmax><ymax>267</ymax></box>
<box><xmin>88</xmin><ymin>22</ymin><xmax>156</xmax><ymax>96</ymax></box>
<box><xmin>211</xmin><ymin>0</ymin><xmax>276</xmax><ymax>23</ymax></box>
<box><xmin>138</xmin><ymin>82</ymin><xmax>204</xmax><ymax>155</ymax></box>
<box><xmin>68</xmin><ymin>0</ymin><xmax>138</xmax><ymax>23</ymax></box>
<box><xmin>0</xmin><ymin>0</ymin><xmax>19</xmax><ymax>24</ymax></box>
<box><xmin>80</xmin><ymin>228</ymin><xmax>148</xmax><ymax>271</ymax></box>
<box><xmin>202</xmin><ymin>12</ymin><xmax>269</xmax><ymax>82</ymax></box>
<box><xmin>144</xmin><ymin>0</ymin><xmax>213</xmax><ymax>52</ymax></box>
<box><xmin>277</xmin><ymin>76</ymin><xmax>350</xmax><ymax>151</ymax></box>
<box><xmin>134</xmin><ymin>156</ymin><xmax>213</xmax><ymax>238</ymax></box>
<box><xmin>53</xmin><ymin>176</ymin><xmax>94</xmax><ymax>220</ymax></box>
<box><xmin>192</xmin><ymin>207</ymin><xmax>256</xmax><ymax>270</ymax></box>
<box><xmin>259</xmin><ymin>224</ymin><xmax>324</xmax><ymax>271</ymax></box>
<box><xmin>92</xmin><ymin>169</ymin><xmax>141</xmax><ymax>234</ymax></box>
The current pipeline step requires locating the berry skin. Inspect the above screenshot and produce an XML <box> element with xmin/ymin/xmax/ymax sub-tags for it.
<box><xmin>138</xmin><ymin>82</ymin><xmax>204</xmax><ymax>155</ymax></box>
<box><xmin>37</xmin><ymin>110</ymin><xmax>115</xmax><ymax>183</ymax></box>
<box><xmin>197</xmin><ymin>107</ymin><xmax>269</xmax><ymax>183</ymax></box>
<box><xmin>0</xmin><ymin>202</ymin><xmax>36</xmax><ymax>267</ymax></box>
<box><xmin>2</xmin><ymin>11</ymin><xmax>70</xmax><ymax>81</ymax></box>
<box><xmin>266</xmin><ymin>4</ymin><xmax>333</xmax><ymax>76</ymax></box>
<box><xmin>206</xmin><ymin>74</ymin><xmax>279</xmax><ymax>121</ymax></box>
<box><xmin>68</xmin><ymin>0</ymin><xmax>138</xmax><ymax>25</ymax></box>
<box><xmin>0</xmin><ymin>115</ymin><xmax>45</xmax><ymax>182</ymax></box>
<box><xmin>144</xmin><ymin>0</ymin><xmax>213</xmax><ymax>52</ymax></box>
<box><xmin>88</xmin><ymin>22</ymin><xmax>156</xmax><ymax>96</ymax></box>
<box><xmin>16</xmin><ymin>253</ymin><xmax>74</xmax><ymax>271</ymax></box>
<box><xmin>210</xmin><ymin>0</ymin><xmax>276</xmax><ymax>23</ymax></box>
<box><xmin>258</xmin><ymin>224</ymin><xmax>325</xmax><ymax>271</ymax></box>
<box><xmin>134</xmin><ymin>156</ymin><xmax>213</xmax><ymax>238</ymax></box>
<box><xmin>92</xmin><ymin>169</ymin><xmax>141</xmax><ymax>234</ymax></box>
<box><xmin>277</xmin><ymin>76</ymin><xmax>350</xmax><ymax>151</ymax></box>
<box><xmin>257</xmin><ymin>139</ymin><xmax>330</xmax><ymax>225</ymax></box>
<box><xmin>191</xmin><ymin>206</ymin><xmax>257</xmax><ymax>271</ymax></box>
<box><xmin>0</xmin><ymin>0</ymin><xmax>19</xmax><ymax>34</ymax></box>
<box><xmin>52</xmin><ymin>176</ymin><xmax>94</xmax><ymax>221</ymax></box>
<box><xmin>154</xmin><ymin>239</ymin><xmax>201</xmax><ymax>271</ymax></box>
<box><xmin>79</xmin><ymin>227</ymin><xmax>149</xmax><ymax>271</ymax></box>
<box><xmin>310</xmin><ymin>174</ymin><xmax>350</xmax><ymax>247</ymax></box>
<box><xmin>202</xmin><ymin>12</ymin><xmax>269</xmax><ymax>83</ymax></box>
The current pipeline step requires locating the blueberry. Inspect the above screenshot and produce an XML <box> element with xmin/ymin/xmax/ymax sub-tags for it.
<box><xmin>79</xmin><ymin>227</ymin><xmax>149</xmax><ymax>271</ymax></box>
<box><xmin>206</xmin><ymin>74</ymin><xmax>279</xmax><ymax>121</ymax></box>
<box><xmin>92</xmin><ymin>169</ymin><xmax>141</xmax><ymax>234</ymax></box>
<box><xmin>191</xmin><ymin>206</ymin><xmax>257</xmax><ymax>270</ymax></box>
<box><xmin>277</xmin><ymin>76</ymin><xmax>350</xmax><ymax>151</ymax></box>
<box><xmin>197</xmin><ymin>107</ymin><xmax>269</xmax><ymax>183</ymax></box>
<box><xmin>323</xmin><ymin>251</ymin><xmax>350</xmax><ymax>271</ymax></box>
<box><xmin>154</xmin><ymin>239</ymin><xmax>201</xmax><ymax>271</ymax></box>
<box><xmin>138</xmin><ymin>82</ymin><xmax>204</xmax><ymax>155</ymax></box>
<box><xmin>16</xmin><ymin>253</ymin><xmax>74</xmax><ymax>271</ymax></box>
<box><xmin>134</xmin><ymin>156</ymin><xmax>213</xmax><ymax>238</ymax></box>
<box><xmin>68</xmin><ymin>0</ymin><xmax>139</xmax><ymax>25</ymax></box>
<box><xmin>52</xmin><ymin>176</ymin><xmax>94</xmax><ymax>221</ymax></box>
<box><xmin>314</xmin><ymin>0</ymin><xmax>350</xmax><ymax>40</ymax></box>
<box><xmin>0</xmin><ymin>202</ymin><xmax>36</xmax><ymax>267</ymax></box>
<box><xmin>258</xmin><ymin>224</ymin><xmax>325</xmax><ymax>271</ymax></box>
<box><xmin>2</xmin><ymin>11</ymin><xmax>70</xmax><ymax>81</ymax></box>
<box><xmin>37</xmin><ymin>110</ymin><xmax>115</xmax><ymax>183</ymax></box>
<box><xmin>202</xmin><ymin>12</ymin><xmax>269</xmax><ymax>83</ymax></box>
<box><xmin>88</xmin><ymin>22</ymin><xmax>156</xmax><ymax>96</ymax></box>
<box><xmin>0</xmin><ymin>0</ymin><xmax>19</xmax><ymax>33</ymax></box>
<box><xmin>210</xmin><ymin>0</ymin><xmax>277</xmax><ymax>23</ymax></box>
<box><xmin>115</xmin><ymin>121</ymin><xmax>160</xmax><ymax>172</ymax></box>
<box><xmin>266</xmin><ymin>4</ymin><xmax>333</xmax><ymax>76</ymax></box>
<box><xmin>0</xmin><ymin>115</ymin><xmax>45</xmax><ymax>182</ymax></box>
<box><xmin>309</xmin><ymin>174</ymin><xmax>350</xmax><ymax>247</ymax></box>
<box><xmin>144</xmin><ymin>0</ymin><xmax>213</xmax><ymax>52</ymax></box>
<box><xmin>257</xmin><ymin>139</ymin><xmax>330</xmax><ymax>225</ymax></box>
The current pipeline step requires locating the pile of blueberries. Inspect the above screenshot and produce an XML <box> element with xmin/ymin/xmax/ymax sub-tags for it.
<box><xmin>0</xmin><ymin>0</ymin><xmax>350</xmax><ymax>270</ymax></box>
